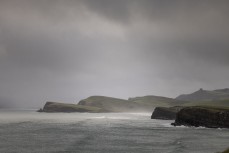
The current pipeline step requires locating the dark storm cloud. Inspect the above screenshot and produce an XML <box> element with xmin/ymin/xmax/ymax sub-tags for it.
<box><xmin>0</xmin><ymin>0</ymin><xmax>229</xmax><ymax>108</ymax></box>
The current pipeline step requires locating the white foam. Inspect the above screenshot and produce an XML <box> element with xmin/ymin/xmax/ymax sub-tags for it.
<box><xmin>92</xmin><ymin>116</ymin><xmax>106</xmax><ymax>119</ymax></box>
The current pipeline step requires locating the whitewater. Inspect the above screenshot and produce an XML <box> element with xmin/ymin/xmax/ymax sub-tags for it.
<box><xmin>0</xmin><ymin>110</ymin><xmax>228</xmax><ymax>153</ymax></box>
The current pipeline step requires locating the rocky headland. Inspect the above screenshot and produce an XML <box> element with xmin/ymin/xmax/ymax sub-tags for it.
<box><xmin>38</xmin><ymin>88</ymin><xmax>229</xmax><ymax>114</ymax></box>
<box><xmin>172</xmin><ymin>106</ymin><xmax>229</xmax><ymax>128</ymax></box>
<box><xmin>38</xmin><ymin>102</ymin><xmax>105</xmax><ymax>113</ymax></box>
<box><xmin>39</xmin><ymin>95</ymin><xmax>185</xmax><ymax>113</ymax></box>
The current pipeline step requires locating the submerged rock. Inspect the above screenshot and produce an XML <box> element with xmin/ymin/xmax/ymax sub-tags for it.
<box><xmin>151</xmin><ymin>106</ymin><xmax>184</xmax><ymax>120</ymax></box>
<box><xmin>172</xmin><ymin>106</ymin><xmax>229</xmax><ymax>128</ymax></box>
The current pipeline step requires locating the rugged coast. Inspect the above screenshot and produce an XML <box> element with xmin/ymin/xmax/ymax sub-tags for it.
<box><xmin>172</xmin><ymin>106</ymin><xmax>229</xmax><ymax>128</ymax></box>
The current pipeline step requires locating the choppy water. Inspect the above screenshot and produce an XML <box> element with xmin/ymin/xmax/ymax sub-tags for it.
<box><xmin>0</xmin><ymin>110</ymin><xmax>228</xmax><ymax>153</ymax></box>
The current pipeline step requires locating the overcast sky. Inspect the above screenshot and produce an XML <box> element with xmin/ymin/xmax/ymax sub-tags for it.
<box><xmin>0</xmin><ymin>0</ymin><xmax>229</xmax><ymax>108</ymax></box>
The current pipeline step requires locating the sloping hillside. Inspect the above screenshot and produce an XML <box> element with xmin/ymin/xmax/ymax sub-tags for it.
<box><xmin>128</xmin><ymin>95</ymin><xmax>186</xmax><ymax>107</ymax></box>
<box><xmin>78</xmin><ymin>96</ymin><xmax>151</xmax><ymax>112</ymax></box>
<box><xmin>78</xmin><ymin>95</ymin><xmax>186</xmax><ymax>112</ymax></box>
<box><xmin>41</xmin><ymin>102</ymin><xmax>104</xmax><ymax>113</ymax></box>
<box><xmin>176</xmin><ymin>88</ymin><xmax>229</xmax><ymax>101</ymax></box>
<box><xmin>182</xmin><ymin>99</ymin><xmax>229</xmax><ymax>107</ymax></box>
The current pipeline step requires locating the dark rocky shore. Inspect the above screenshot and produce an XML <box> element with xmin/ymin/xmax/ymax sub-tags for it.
<box><xmin>222</xmin><ymin>148</ymin><xmax>229</xmax><ymax>153</ymax></box>
<box><xmin>217</xmin><ymin>148</ymin><xmax>229</xmax><ymax>153</ymax></box>
<box><xmin>151</xmin><ymin>105</ymin><xmax>229</xmax><ymax>129</ymax></box>
<box><xmin>172</xmin><ymin>106</ymin><xmax>229</xmax><ymax>128</ymax></box>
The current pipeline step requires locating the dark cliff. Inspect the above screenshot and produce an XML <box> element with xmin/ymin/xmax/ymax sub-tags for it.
<box><xmin>172</xmin><ymin>106</ymin><xmax>229</xmax><ymax>128</ymax></box>
<box><xmin>222</xmin><ymin>148</ymin><xmax>229</xmax><ymax>153</ymax></box>
<box><xmin>151</xmin><ymin>106</ymin><xmax>184</xmax><ymax>120</ymax></box>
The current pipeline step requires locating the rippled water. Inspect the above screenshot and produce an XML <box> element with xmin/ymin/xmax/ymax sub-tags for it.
<box><xmin>0</xmin><ymin>110</ymin><xmax>228</xmax><ymax>153</ymax></box>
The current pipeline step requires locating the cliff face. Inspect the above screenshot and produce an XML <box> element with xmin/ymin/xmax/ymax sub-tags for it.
<box><xmin>151</xmin><ymin>106</ymin><xmax>184</xmax><ymax>120</ymax></box>
<box><xmin>172</xmin><ymin>106</ymin><xmax>229</xmax><ymax>128</ymax></box>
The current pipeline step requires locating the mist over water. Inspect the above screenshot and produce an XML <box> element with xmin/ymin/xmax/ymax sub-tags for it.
<box><xmin>0</xmin><ymin>110</ymin><xmax>228</xmax><ymax>153</ymax></box>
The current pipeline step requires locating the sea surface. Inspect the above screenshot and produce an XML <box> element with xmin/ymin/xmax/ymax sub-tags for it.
<box><xmin>0</xmin><ymin>110</ymin><xmax>228</xmax><ymax>153</ymax></box>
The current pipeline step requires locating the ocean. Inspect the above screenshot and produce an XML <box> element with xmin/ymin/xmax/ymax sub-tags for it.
<box><xmin>0</xmin><ymin>110</ymin><xmax>228</xmax><ymax>153</ymax></box>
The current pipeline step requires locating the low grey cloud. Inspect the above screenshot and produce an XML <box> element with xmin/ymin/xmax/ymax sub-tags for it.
<box><xmin>0</xmin><ymin>0</ymin><xmax>229</xmax><ymax>108</ymax></box>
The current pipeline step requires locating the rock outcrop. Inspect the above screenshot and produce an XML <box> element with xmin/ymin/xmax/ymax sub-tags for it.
<box><xmin>172</xmin><ymin>106</ymin><xmax>229</xmax><ymax>128</ymax></box>
<box><xmin>151</xmin><ymin>106</ymin><xmax>184</xmax><ymax>120</ymax></box>
<box><xmin>39</xmin><ymin>102</ymin><xmax>105</xmax><ymax>113</ymax></box>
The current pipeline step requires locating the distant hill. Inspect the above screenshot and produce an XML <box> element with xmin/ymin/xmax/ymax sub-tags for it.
<box><xmin>78</xmin><ymin>95</ymin><xmax>186</xmax><ymax>112</ymax></box>
<box><xmin>128</xmin><ymin>95</ymin><xmax>186</xmax><ymax>107</ymax></box>
<box><xmin>40</xmin><ymin>101</ymin><xmax>104</xmax><ymax>113</ymax></box>
<box><xmin>39</xmin><ymin>88</ymin><xmax>229</xmax><ymax>113</ymax></box>
<box><xmin>182</xmin><ymin>99</ymin><xmax>229</xmax><ymax>107</ymax></box>
<box><xmin>78</xmin><ymin>96</ymin><xmax>151</xmax><ymax>112</ymax></box>
<box><xmin>38</xmin><ymin>95</ymin><xmax>188</xmax><ymax>113</ymax></box>
<box><xmin>176</xmin><ymin>88</ymin><xmax>229</xmax><ymax>101</ymax></box>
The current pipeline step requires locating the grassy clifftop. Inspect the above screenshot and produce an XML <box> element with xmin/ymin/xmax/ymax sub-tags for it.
<box><xmin>181</xmin><ymin>99</ymin><xmax>229</xmax><ymax>107</ymax></box>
